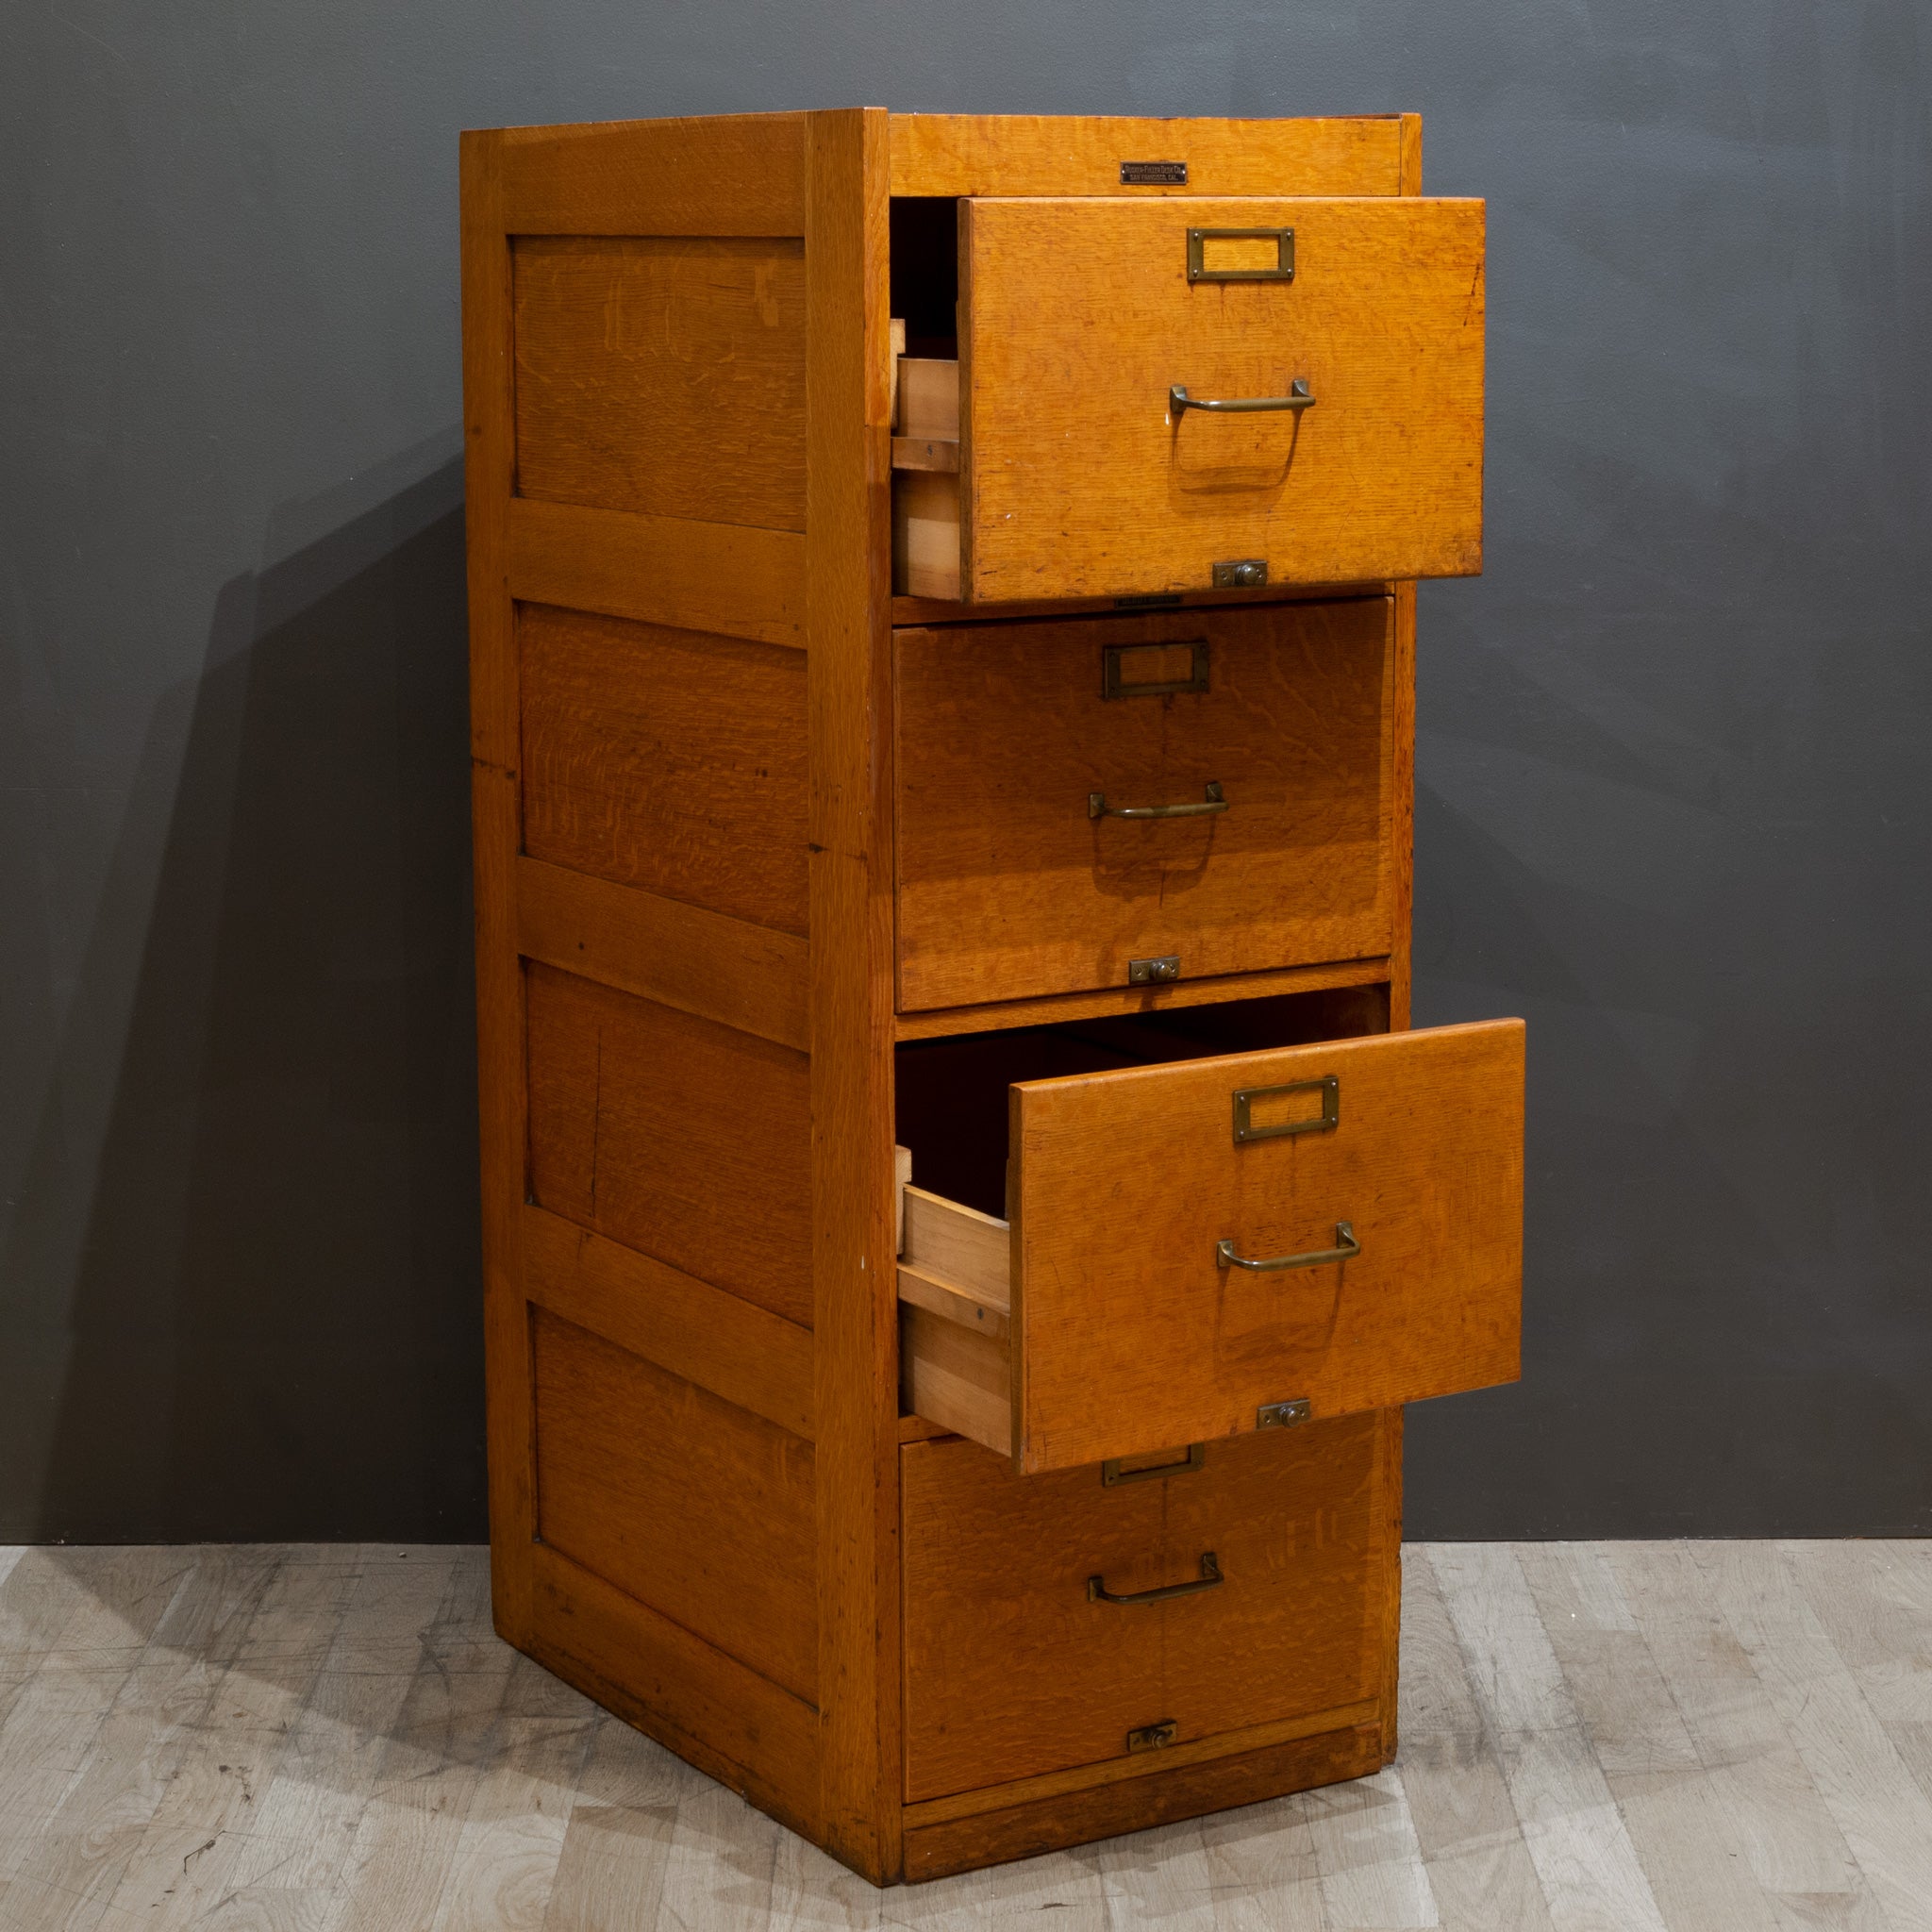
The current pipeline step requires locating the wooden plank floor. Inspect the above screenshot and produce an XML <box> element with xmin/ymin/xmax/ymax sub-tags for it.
<box><xmin>0</xmin><ymin>1541</ymin><xmax>1927</xmax><ymax>1928</ymax></box>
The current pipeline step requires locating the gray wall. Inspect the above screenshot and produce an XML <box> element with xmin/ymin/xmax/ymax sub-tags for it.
<box><xmin>3</xmin><ymin>2</ymin><xmax>1927</xmax><ymax>1541</ymax></box>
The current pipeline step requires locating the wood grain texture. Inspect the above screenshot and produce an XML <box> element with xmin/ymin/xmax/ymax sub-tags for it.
<box><xmin>517</xmin><ymin>856</ymin><xmax>808</xmax><ymax>1054</ymax></box>
<box><xmin>896</xmin><ymin>1263</ymin><xmax>1008</xmax><ymax>1342</ymax></box>
<box><xmin>513</xmin><ymin>236</ymin><xmax>807</xmax><ymax>527</ymax></box>
<box><xmin>459</xmin><ymin>127</ymin><xmax>536</xmax><ymax>1648</ymax></box>
<box><xmin>5</xmin><ymin>1541</ymin><xmax>1925</xmax><ymax>1916</ymax></box>
<box><xmin>508</xmin><ymin>497</ymin><xmax>806</xmax><ymax>648</ymax></box>
<box><xmin>897</xmin><ymin>1182</ymin><xmax>1011</xmax><ymax>1454</ymax></box>
<box><xmin>1389</xmin><ymin>578</ymin><xmax>1417</xmax><ymax>1032</ymax></box>
<box><xmin>1378</xmin><ymin>1407</ymin><xmax>1406</xmax><ymax>1761</ymax></box>
<box><xmin>500</xmin><ymin>111</ymin><xmax>808</xmax><ymax>235</ymax></box>
<box><xmin>1010</xmin><ymin>1019</ymin><xmax>1524</xmax><ymax>1472</ymax></box>
<box><xmin>892</xmin><ymin>956</ymin><xmax>1391</xmax><ymax>1041</ymax></box>
<box><xmin>1398</xmin><ymin>113</ymin><xmax>1424</xmax><ymax>195</ymax></box>
<box><xmin>527</xmin><ymin>1542</ymin><xmax>822</xmax><ymax>1844</ymax></box>
<box><xmin>525</xmin><ymin>963</ymin><xmax>812</xmax><ymax>1326</ymax></box>
<box><xmin>1429</xmin><ymin>1544</ymin><xmax>1672</xmax><ymax>1931</ymax></box>
<box><xmin>903</xmin><ymin>1695</ymin><xmax>1381</xmax><ymax>1828</ymax></box>
<box><xmin>531</xmin><ymin>1308</ymin><xmax>817</xmax><ymax>1702</ymax></box>
<box><xmin>899</xmin><ymin>1185</ymin><xmax>1008</xmax><ymax>1304</ymax></box>
<box><xmin>804</xmin><ymin>106</ymin><xmax>900</xmax><ymax>1883</ymax></box>
<box><xmin>899</xmin><ymin>1305</ymin><xmax>1009</xmax><ymax>1457</ymax></box>
<box><xmin>519</xmin><ymin>603</ymin><xmax>808</xmax><ymax>933</ymax></box>
<box><xmin>894</xmin><ymin>597</ymin><xmax>1396</xmax><ymax>1009</ymax></box>
<box><xmin>903</xmin><ymin>1724</ymin><xmax>1386</xmax><ymax>1883</ymax></box>
<box><xmin>888</xmin><ymin>114</ymin><xmax>1405</xmax><ymax>199</ymax></box>
<box><xmin>523</xmin><ymin>1203</ymin><xmax>814</xmax><ymax>1441</ymax></box>
<box><xmin>960</xmin><ymin>197</ymin><xmax>1485</xmax><ymax>601</ymax></box>
<box><xmin>891</xmin><ymin>470</ymin><xmax>960</xmax><ymax>600</ymax></box>
<box><xmin>901</xmin><ymin>1420</ymin><xmax>1390</xmax><ymax>1801</ymax></box>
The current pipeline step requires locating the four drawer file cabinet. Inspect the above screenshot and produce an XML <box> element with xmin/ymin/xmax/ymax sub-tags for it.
<box><xmin>460</xmin><ymin>108</ymin><xmax>1522</xmax><ymax>1884</ymax></box>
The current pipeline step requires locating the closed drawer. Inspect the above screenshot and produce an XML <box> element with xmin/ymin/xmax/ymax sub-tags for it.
<box><xmin>901</xmin><ymin>1416</ymin><xmax>1392</xmax><ymax>1802</ymax></box>
<box><xmin>894</xmin><ymin>598</ymin><xmax>1396</xmax><ymax>1012</ymax></box>
<box><xmin>904</xmin><ymin>195</ymin><xmax>1482</xmax><ymax>604</ymax></box>
<box><xmin>899</xmin><ymin>1019</ymin><xmax>1523</xmax><ymax>1473</ymax></box>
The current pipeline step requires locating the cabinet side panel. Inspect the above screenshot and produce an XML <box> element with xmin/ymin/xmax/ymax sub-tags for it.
<box><xmin>519</xmin><ymin>603</ymin><xmax>808</xmax><ymax>932</ymax></box>
<box><xmin>471</xmin><ymin>110</ymin><xmax>822</xmax><ymax>1847</ymax></box>
<box><xmin>513</xmin><ymin>236</ymin><xmax>807</xmax><ymax>528</ymax></box>
<box><xmin>461</xmin><ymin>129</ymin><xmax>536</xmax><ymax>1644</ymax></box>
<box><xmin>525</xmin><ymin>963</ymin><xmax>812</xmax><ymax>1327</ymax></box>
<box><xmin>530</xmin><ymin>1307</ymin><xmax>818</xmax><ymax>1701</ymax></box>
<box><xmin>806</xmin><ymin>107</ymin><xmax>900</xmax><ymax>1882</ymax></box>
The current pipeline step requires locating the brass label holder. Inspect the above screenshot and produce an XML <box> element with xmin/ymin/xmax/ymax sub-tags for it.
<box><xmin>1103</xmin><ymin>639</ymin><xmax>1209</xmax><ymax>699</ymax></box>
<box><xmin>1187</xmin><ymin>226</ymin><xmax>1295</xmax><ymax>282</ymax></box>
<box><xmin>1233</xmin><ymin>1074</ymin><xmax>1340</xmax><ymax>1142</ymax></box>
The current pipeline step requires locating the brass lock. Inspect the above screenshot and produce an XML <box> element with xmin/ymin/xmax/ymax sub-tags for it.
<box><xmin>1212</xmin><ymin>558</ymin><xmax>1269</xmax><ymax>589</ymax></box>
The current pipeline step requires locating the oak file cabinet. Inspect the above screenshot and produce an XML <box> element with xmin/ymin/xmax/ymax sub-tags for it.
<box><xmin>459</xmin><ymin>107</ymin><xmax>1520</xmax><ymax>1885</ymax></box>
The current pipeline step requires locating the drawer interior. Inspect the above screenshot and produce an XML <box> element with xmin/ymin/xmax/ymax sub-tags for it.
<box><xmin>896</xmin><ymin>983</ymin><xmax>1387</xmax><ymax>1223</ymax></box>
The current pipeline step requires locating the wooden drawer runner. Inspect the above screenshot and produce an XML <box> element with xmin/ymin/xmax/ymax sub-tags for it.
<box><xmin>899</xmin><ymin>1019</ymin><xmax>1523</xmax><ymax>1473</ymax></box>
<box><xmin>894</xmin><ymin>597</ymin><xmax>1395</xmax><ymax>1012</ymax></box>
<box><xmin>901</xmin><ymin>1418</ymin><xmax>1391</xmax><ymax>1803</ymax></box>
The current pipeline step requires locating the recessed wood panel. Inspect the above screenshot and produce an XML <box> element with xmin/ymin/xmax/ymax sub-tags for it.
<box><xmin>513</xmin><ymin>236</ymin><xmax>807</xmax><ymax>528</ymax></box>
<box><xmin>520</xmin><ymin>604</ymin><xmax>807</xmax><ymax>934</ymax></box>
<box><xmin>525</xmin><ymin>964</ymin><xmax>811</xmax><ymax>1325</ymax></box>
<box><xmin>901</xmin><ymin>1420</ymin><xmax>1388</xmax><ymax>1802</ymax></box>
<box><xmin>532</xmin><ymin>1308</ymin><xmax>817</xmax><ymax>1700</ymax></box>
<box><xmin>895</xmin><ymin>599</ymin><xmax>1394</xmax><ymax>1010</ymax></box>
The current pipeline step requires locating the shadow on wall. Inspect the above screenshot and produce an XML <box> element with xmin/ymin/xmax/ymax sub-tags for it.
<box><xmin>21</xmin><ymin>459</ymin><xmax>485</xmax><ymax>1541</ymax></box>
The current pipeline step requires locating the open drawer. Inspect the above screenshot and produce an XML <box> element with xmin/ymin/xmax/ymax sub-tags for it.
<box><xmin>891</xmin><ymin>195</ymin><xmax>1485</xmax><ymax>603</ymax></box>
<box><xmin>898</xmin><ymin>1016</ymin><xmax>1523</xmax><ymax>1474</ymax></box>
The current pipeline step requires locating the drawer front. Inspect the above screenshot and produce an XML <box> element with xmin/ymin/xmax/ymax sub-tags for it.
<box><xmin>960</xmin><ymin>196</ymin><xmax>1484</xmax><ymax>603</ymax></box>
<box><xmin>1010</xmin><ymin>1020</ymin><xmax>1523</xmax><ymax>1473</ymax></box>
<box><xmin>894</xmin><ymin>598</ymin><xmax>1395</xmax><ymax>1012</ymax></box>
<box><xmin>901</xmin><ymin>1417</ymin><xmax>1391</xmax><ymax>1803</ymax></box>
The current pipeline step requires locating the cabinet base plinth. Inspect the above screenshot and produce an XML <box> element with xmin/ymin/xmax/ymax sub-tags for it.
<box><xmin>903</xmin><ymin>1721</ymin><xmax>1388</xmax><ymax>1881</ymax></box>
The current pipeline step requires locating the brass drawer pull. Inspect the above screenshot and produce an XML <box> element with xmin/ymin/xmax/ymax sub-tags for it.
<box><xmin>1090</xmin><ymin>781</ymin><xmax>1227</xmax><ymax>821</ymax></box>
<box><xmin>1170</xmin><ymin>379</ymin><xmax>1315</xmax><ymax>418</ymax></box>
<box><xmin>1089</xmin><ymin>1552</ymin><xmax>1224</xmax><ymax>1607</ymax></box>
<box><xmin>1217</xmin><ymin>1222</ymin><xmax>1359</xmax><ymax>1272</ymax></box>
